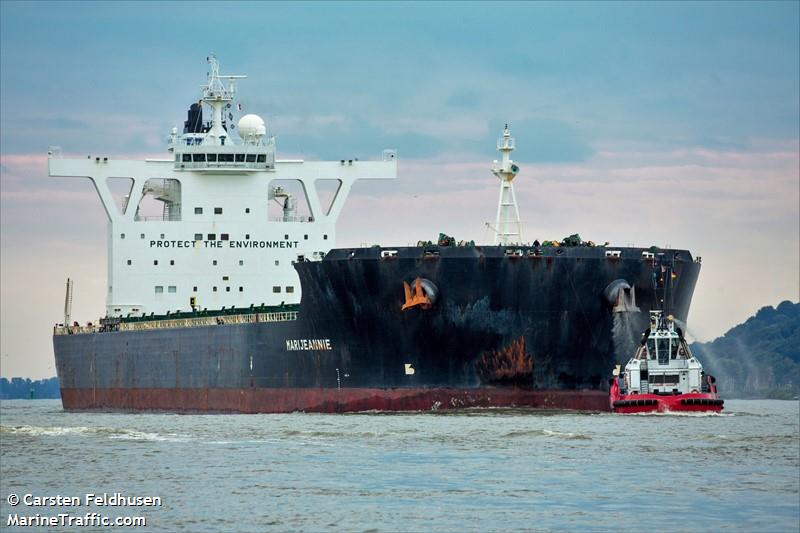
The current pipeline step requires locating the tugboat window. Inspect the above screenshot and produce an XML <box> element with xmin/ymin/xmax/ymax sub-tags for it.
<box><xmin>207</xmin><ymin>154</ymin><xmax>217</xmax><ymax>162</ymax></box>
<box><xmin>657</xmin><ymin>338</ymin><xmax>670</xmax><ymax>365</ymax></box>
<box><xmin>257</xmin><ymin>154</ymin><xmax>266</xmax><ymax>163</ymax></box>
<box><xmin>246</xmin><ymin>154</ymin><xmax>256</xmax><ymax>162</ymax></box>
<box><xmin>235</xmin><ymin>154</ymin><xmax>245</xmax><ymax>162</ymax></box>
<box><xmin>193</xmin><ymin>154</ymin><xmax>205</xmax><ymax>162</ymax></box>
<box><xmin>182</xmin><ymin>154</ymin><xmax>191</xmax><ymax>162</ymax></box>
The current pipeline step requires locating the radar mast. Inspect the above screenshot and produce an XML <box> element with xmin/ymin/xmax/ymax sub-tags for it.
<box><xmin>490</xmin><ymin>125</ymin><xmax>522</xmax><ymax>245</ymax></box>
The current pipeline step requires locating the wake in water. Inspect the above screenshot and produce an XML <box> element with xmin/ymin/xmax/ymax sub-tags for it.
<box><xmin>626</xmin><ymin>411</ymin><xmax>735</xmax><ymax>417</ymax></box>
<box><xmin>0</xmin><ymin>425</ymin><xmax>191</xmax><ymax>442</ymax></box>
<box><xmin>503</xmin><ymin>429</ymin><xmax>592</xmax><ymax>440</ymax></box>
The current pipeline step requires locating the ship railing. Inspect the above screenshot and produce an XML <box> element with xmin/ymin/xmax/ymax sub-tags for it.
<box><xmin>54</xmin><ymin>325</ymin><xmax>98</xmax><ymax>335</ymax></box>
<box><xmin>53</xmin><ymin>311</ymin><xmax>299</xmax><ymax>335</ymax></box>
<box><xmin>268</xmin><ymin>216</ymin><xmax>311</xmax><ymax>223</ymax></box>
<box><xmin>134</xmin><ymin>215</ymin><xmax>179</xmax><ymax>222</ymax></box>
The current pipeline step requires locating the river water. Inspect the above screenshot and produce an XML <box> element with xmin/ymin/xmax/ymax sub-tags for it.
<box><xmin>1</xmin><ymin>400</ymin><xmax>798</xmax><ymax>532</ymax></box>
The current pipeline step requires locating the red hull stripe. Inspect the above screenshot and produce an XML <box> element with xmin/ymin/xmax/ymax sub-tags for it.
<box><xmin>59</xmin><ymin>388</ymin><xmax>611</xmax><ymax>413</ymax></box>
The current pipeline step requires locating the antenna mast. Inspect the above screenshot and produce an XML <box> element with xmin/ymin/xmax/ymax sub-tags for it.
<box><xmin>490</xmin><ymin>124</ymin><xmax>522</xmax><ymax>245</ymax></box>
<box><xmin>201</xmin><ymin>54</ymin><xmax>247</xmax><ymax>146</ymax></box>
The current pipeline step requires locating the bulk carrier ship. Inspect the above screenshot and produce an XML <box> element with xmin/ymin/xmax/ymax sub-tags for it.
<box><xmin>50</xmin><ymin>56</ymin><xmax>701</xmax><ymax>412</ymax></box>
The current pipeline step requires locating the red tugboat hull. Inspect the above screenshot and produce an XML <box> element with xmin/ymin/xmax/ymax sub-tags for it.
<box><xmin>609</xmin><ymin>377</ymin><xmax>723</xmax><ymax>414</ymax></box>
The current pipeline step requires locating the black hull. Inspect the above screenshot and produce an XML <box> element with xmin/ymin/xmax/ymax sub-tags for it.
<box><xmin>54</xmin><ymin>245</ymin><xmax>700</xmax><ymax>412</ymax></box>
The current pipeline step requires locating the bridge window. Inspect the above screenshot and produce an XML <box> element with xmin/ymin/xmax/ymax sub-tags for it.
<box><xmin>235</xmin><ymin>154</ymin><xmax>245</xmax><ymax>162</ymax></box>
<box><xmin>657</xmin><ymin>338</ymin><xmax>670</xmax><ymax>365</ymax></box>
<box><xmin>193</xmin><ymin>154</ymin><xmax>205</xmax><ymax>162</ymax></box>
<box><xmin>647</xmin><ymin>339</ymin><xmax>656</xmax><ymax>360</ymax></box>
<box><xmin>246</xmin><ymin>154</ymin><xmax>256</xmax><ymax>163</ymax></box>
<box><xmin>219</xmin><ymin>154</ymin><xmax>234</xmax><ymax>162</ymax></box>
<box><xmin>207</xmin><ymin>154</ymin><xmax>217</xmax><ymax>162</ymax></box>
<box><xmin>182</xmin><ymin>154</ymin><xmax>191</xmax><ymax>162</ymax></box>
<box><xmin>257</xmin><ymin>154</ymin><xmax>266</xmax><ymax>163</ymax></box>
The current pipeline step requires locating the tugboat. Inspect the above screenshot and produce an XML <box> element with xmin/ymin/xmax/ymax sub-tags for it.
<box><xmin>609</xmin><ymin>310</ymin><xmax>723</xmax><ymax>413</ymax></box>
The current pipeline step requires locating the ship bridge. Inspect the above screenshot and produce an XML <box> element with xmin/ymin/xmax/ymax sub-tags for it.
<box><xmin>48</xmin><ymin>55</ymin><xmax>397</xmax><ymax>318</ymax></box>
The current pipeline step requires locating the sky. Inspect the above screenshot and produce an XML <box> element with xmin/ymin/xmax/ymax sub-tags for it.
<box><xmin>1</xmin><ymin>1</ymin><xmax>798</xmax><ymax>378</ymax></box>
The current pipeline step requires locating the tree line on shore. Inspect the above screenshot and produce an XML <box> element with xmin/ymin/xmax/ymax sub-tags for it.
<box><xmin>690</xmin><ymin>300</ymin><xmax>799</xmax><ymax>399</ymax></box>
<box><xmin>0</xmin><ymin>377</ymin><xmax>60</xmax><ymax>399</ymax></box>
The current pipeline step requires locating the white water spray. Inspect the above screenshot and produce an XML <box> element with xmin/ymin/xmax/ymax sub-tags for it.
<box><xmin>611</xmin><ymin>312</ymin><xmax>643</xmax><ymax>364</ymax></box>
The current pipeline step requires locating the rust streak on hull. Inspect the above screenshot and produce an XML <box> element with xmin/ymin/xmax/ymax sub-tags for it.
<box><xmin>60</xmin><ymin>387</ymin><xmax>611</xmax><ymax>413</ymax></box>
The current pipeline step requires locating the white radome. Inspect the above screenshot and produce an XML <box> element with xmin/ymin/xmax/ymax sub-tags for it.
<box><xmin>237</xmin><ymin>114</ymin><xmax>266</xmax><ymax>139</ymax></box>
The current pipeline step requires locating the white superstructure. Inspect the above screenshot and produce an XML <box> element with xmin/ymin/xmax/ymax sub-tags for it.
<box><xmin>49</xmin><ymin>56</ymin><xmax>397</xmax><ymax>318</ymax></box>
<box><xmin>490</xmin><ymin>125</ymin><xmax>522</xmax><ymax>245</ymax></box>
<box><xmin>618</xmin><ymin>311</ymin><xmax>705</xmax><ymax>395</ymax></box>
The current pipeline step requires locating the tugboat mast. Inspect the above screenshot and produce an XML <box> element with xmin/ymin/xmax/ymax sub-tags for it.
<box><xmin>491</xmin><ymin>125</ymin><xmax>522</xmax><ymax>245</ymax></box>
